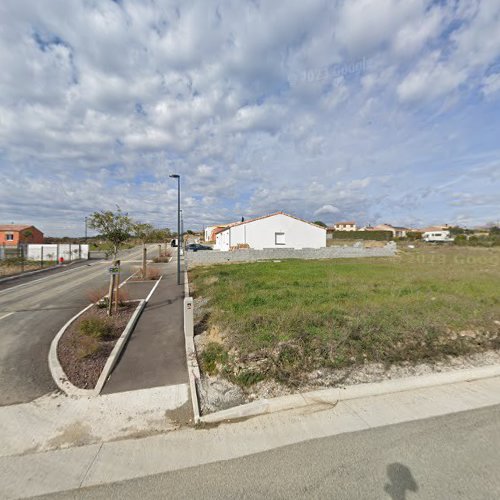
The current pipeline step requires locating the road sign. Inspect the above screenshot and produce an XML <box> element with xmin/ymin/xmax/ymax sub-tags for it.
<box><xmin>108</xmin><ymin>266</ymin><xmax>120</xmax><ymax>275</ymax></box>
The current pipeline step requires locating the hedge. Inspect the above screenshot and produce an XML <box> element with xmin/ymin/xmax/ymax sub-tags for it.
<box><xmin>328</xmin><ymin>230</ymin><xmax>393</xmax><ymax>241</ymax></box>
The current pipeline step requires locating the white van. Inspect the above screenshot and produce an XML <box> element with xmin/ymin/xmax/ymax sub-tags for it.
<box><xmin>422</xmin><ymin>230</ymin><xmax>453</xmax><ymax>243</ymax></box>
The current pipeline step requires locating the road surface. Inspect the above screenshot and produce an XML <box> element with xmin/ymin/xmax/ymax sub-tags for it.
<box><xmin>0</xmin><ymin>246</ymin><xmax>151</xmax><ymax>406</ymax></box>
<box><xmin>44</xmin><ymin>404</ymin><xmax>500</xmax><ymax>499</ymax></box>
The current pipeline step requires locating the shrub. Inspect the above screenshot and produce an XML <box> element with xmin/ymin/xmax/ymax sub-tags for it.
<box><xmin>86</xmin><ymin>287</ymin><xmax>109</xmax><ymax>304</ymax></box>
<box><xmin>152</xmin><ymin>254</ymin><xmax>171</xmax><ymax>263</ymax></box>
<box><xmin>200</xmin><ymin>342</ymin><xmax>228</xmax><ymax>375</ymax></box>
<box><xmin>75</xmin><ymin>335</ymin><xmax>100</xmax><ymax>359</ymax></box>
<box><xmin>146</xmin><ymin>268</ymin><xmax>161</xmax><ymax>280</ymax></box>
<box><xmin>330</xmin><ymin>230</ymin><xmax>393</xmax><ymax>241</ymax></box>
<box><xmin>79</xmin><ymin>316</ymin><xmax>113</xmax><ymax>339</ymax></box>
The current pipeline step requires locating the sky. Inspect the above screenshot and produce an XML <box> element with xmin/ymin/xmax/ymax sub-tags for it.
<box><xmin>0</xmin><ymin>0</ymin><xmax>499</xmax><ymax>236</ymax></box>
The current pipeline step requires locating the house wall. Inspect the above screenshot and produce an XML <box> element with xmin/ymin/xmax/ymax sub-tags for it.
<box><xmin>204</xmin><ymin>226</ymin><xmax>216</xmax><ymax>241</ymax></box>
<box><xmin>0</xmin><ymin>226</ymin><xmax>44</xmax><ymax>246</ymax></box>
<box><xmin>215</xmin><ymin>214</ymin><xmax>326</xmax><ymax>251</ymax></box>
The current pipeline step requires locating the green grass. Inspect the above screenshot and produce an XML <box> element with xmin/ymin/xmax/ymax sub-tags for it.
<box><xmin>190</xmin><ymin>246</ymin><xmax>500</xmax><ymax>386</ymax></box>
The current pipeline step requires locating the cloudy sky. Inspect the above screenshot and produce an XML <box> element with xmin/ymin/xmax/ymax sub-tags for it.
<box><xmin>0</xmin><ymin>0</ymin><xmax>499</xmax><ymax>236</ymax></box>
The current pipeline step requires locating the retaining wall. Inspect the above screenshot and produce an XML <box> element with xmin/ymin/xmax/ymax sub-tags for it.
<box><xmin>187</xmin><ymin>242</ymin><xmax>397</xmax><ymax>267</ymax></box>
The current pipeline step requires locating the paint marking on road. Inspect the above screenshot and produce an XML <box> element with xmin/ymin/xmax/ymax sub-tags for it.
<box><xmin>0</xmin><ymin>312</ymin><xmax>14</xmax><ymax>321</ymax></box>
<box><xmin>145</xmin><ymin>275</ymin><xmax>163</xmax><ymax>302</ymax></box>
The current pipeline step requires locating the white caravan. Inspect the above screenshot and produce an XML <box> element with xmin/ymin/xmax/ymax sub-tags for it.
<box><xmin>422</xmin><ymin>230</ymin><xmax>454</xmax><ymax>242</ymax></box>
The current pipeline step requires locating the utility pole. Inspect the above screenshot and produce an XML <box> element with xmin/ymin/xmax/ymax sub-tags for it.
<box><xmin>169</xmin><ymin>174</ymin><xmax>181</xmax><ymax>285</ymax></box>
<box><xmin>85</xmin><ymin>216</ymin><xmax>88</xmax><ymax>242</ymax></box>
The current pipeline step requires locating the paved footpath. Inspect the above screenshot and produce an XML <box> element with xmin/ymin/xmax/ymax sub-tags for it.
<box><xmin>2</xmin><ymin>374</ymin><xmax>500</xmax><ymax>498</ymax></box>
<box><xmin>102</xmin><ymin>258</ymin><xmax>188</xmax><ymax>394</ymax></box>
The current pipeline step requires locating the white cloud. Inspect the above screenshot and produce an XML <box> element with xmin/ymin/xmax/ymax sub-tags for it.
<box><xmin>0</xmin><ymin>0</ymin><xmax>499</xmax><ymax>234</ymax></box>
<box><xmin>314</xmin><ymin>205</ymin><xmax>340</xmax><ymax>216</ymax></box>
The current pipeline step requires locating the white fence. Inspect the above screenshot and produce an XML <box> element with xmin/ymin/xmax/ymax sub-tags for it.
<box><xmin>27</xmin><ymin>244</ymin><xmax>89</xmax><ymax>262</ymax></box>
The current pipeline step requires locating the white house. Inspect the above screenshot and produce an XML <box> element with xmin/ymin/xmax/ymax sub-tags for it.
<box><xmin>372</xmin><ymin>224</ymin><xmax>410</xmax><ymax>238</ymax></box>
<box><xmin>214</xmin><ymin>212</ymin><xmax>326</xmax><ymax>251</ymax></box>
<box><xmin>333</xmin><ymin>221</ymin><xmax>357</xmax><ymax>231</ymax></box>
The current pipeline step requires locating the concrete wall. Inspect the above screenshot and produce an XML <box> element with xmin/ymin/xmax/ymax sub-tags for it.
<box><xmin>215</xmin><ymin>213</ymin><xmax>326</xmax><ymax>251</ymax></box>
<box><xmin>187</xmin><ymin>241</ymin><xmax>397</xmax><ymax>267</ymax></box>
<box><xmin>28</xmin><ymin>244</ymin><xmax>89</xmax><ymax>261</ymax></box>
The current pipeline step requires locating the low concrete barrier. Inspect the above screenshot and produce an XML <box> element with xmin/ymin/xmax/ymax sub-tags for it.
<box><xmin>187</xmin><ymin>242</ymin><xmax>397</xmax><ymax>267</ymax></box>
<box><xmin>183</xmin><ymin>272</ymin><xmax>201</xmax><ymax>424</ymax></box>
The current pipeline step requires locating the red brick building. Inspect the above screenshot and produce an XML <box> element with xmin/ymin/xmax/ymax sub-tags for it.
<box><xmin>0</xmin><ymin>225</ymin><xmax>44</xmax><ymax>246</ymax></box>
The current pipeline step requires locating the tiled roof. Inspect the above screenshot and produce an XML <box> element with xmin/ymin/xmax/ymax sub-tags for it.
<box><xmin>218</xmin><ymin>212</ymin><xmax>326</xmax><ymax>232</ymax></box>
<box><xmin>0</xmin><ymin>224</ymin><xmax>32</xmax><ymax>231</ymax></box>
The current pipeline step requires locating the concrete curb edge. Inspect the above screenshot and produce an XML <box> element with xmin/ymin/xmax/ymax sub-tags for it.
<box><xmin>184</xmin><ymin>269</ymin><xmax>201</xmax><ymax>424</ymax></box>
<box><xmin>0</xmin><ymin>259</ymin><xmax>90</xmax><ymax>285</ymax></box>
<box><xmin>47</xmin><ymin>273</ymin><xmax>160</xmax><ymax>398</ymax></box>
<box><xmin>94</xmin><ymin>299</ymin><xmax>146</xmax><ymax>394</ymax></box>
<box><xmin>200</xmin><ymin>363</ymin><xmax>500</xmax><ymax>424</ymax></box>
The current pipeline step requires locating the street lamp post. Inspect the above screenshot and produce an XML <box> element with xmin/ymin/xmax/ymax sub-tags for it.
<box><xmin>84</xmin><ymin>216</ymin><xmax>88</xmax><ymax>243</ymax></box>
<box><xmin>169</xmin><ymin>174</ymin><xmax>181</xmax><ymax>285</ymax></box>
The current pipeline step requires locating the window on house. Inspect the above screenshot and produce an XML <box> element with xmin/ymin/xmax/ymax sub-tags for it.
<box><xmin>5</xmin><ymin>233</ymin><xmax>14</xmax><ymax>241</ymax></box>
<box><xmin>275</xmin><ymin>232</ymin><xmax>285</xmax><ymax>245</ymax></box>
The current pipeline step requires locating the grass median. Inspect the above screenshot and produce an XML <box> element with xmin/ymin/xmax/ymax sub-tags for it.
<box><xmin>190</xmin><ymin>246</ymin><xmax>500</xmax><ymax>388</ymax></box>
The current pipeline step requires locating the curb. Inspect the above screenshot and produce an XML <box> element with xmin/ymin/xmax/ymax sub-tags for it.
<box><xmin>183</xmin><ymin>269</ymin><xmax>202</xmax><ymax>424</ymax></box>
<box><xmin>48</xmin><ymin>275</ymin><xmax>162</xmax><ymax>397</ymax></box>
<box><xmin>199</xmin><ymin>363</ymin><xmax>500</xmax><ymax>424</ymax></box>
<box><xmin>93</xmin><ymin>299</ymin><xmax>146</xmax><ymax>394</ymax></box>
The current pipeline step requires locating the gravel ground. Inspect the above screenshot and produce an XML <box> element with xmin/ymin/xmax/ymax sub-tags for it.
<box><xmin>58</xmin><ymin>303</ymin><xmax>135</xmax><ymax>389</ymax></box>
<box><xmin>197</xmin><ymin>349</ymin><xmax>500</xmax><ymax>415</ymax></box>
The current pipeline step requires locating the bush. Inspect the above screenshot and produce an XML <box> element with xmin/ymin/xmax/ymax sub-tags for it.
<box><xmin>330</xmin><ymin>230</ymin><xmax>393</xmax><ymax>241</ymax></box>
<box><xmin>146</xmin><ymin>268</ymin><xmax>161</xmax><ymax>280</ymax></box>
<box><xmin>79</xmin><ymin>316</ymin><xmax>113</xmax><ymax>339</ymax></box>
<box><xmin>152</xmin><ymin>253</ymin><xmax>172</xmax><ymax>263</ymax></box>
<box><xmin>75</xmin><ymin>335</ymin><xmax>100</xmax><ymax>359</ymax></box>
<box><xmin>454</xmin><ymin>235</ymin><xmax>467</xmax><ymax>246</ymax></box>
<box><xmin>200</xmin><ymin>342</ymin><xmax>228</xmax><ymax>375</ymax></box>
<box><xmin>87</xmin><ymin>287</ymin><xmax>108</xmax><ymax>304</ymax></box>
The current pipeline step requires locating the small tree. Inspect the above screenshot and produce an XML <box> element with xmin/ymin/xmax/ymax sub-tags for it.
<box><xmin>313</xmin><ymin>220</ymin><xmax>327</xmax><ymax>227</ymax></box>
<box><xmin>88</xmin><ymin>208</ymin><xmax>134</xmax><ymax>316</ymax></box>
<box><xmin>133</xmin><ymin>222</ymin><xmax>155</xmax><ymax>278</ymax></box>
<box><xmin>88</xmin><ymin>207</ymin><xmax>134</xmax><ymax>260</ymax></box>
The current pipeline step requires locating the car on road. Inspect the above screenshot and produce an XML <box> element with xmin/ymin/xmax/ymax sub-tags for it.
<box><xmin>186</xmin><ymin>243</ymin><xmax>212</xmax><ymax>252</ymax></box>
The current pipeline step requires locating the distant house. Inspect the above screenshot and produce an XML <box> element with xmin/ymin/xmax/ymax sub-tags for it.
<box><xmin>0</xmin><ymin>224</ymin><xmax>44</xmax><ymax>246</ymax></box>
<box><xmin>333</xmin><ymin>221</ymin><xmax>357</xmax><ymax>231</ymax></box>
<box><xmin>204</xmin><ymin>225</ymin><xmax>232</xmax><ymax>242</ymax></box>
<box><xmin>420</xmin><ymin>225</ymin><xmax>449</xmax><ymax>233</ymax></box>
<box><xmin>214</xmin><ymin>212</ymin><xmax>326</xmax><ymax>251</ymax></box>
<box><xmin>372</xmin><ymin>224</ymin><xmax>410</xmax><ymax>238</ymax></box>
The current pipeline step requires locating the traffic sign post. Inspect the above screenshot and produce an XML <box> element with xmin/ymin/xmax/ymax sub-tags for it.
<box><xmin>107</xmin><ymin>260</ymin><xmax>121</xmax><ymax>316</ymax></box>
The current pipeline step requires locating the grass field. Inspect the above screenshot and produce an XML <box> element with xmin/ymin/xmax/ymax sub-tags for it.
<box><xmin>190</xmin><ymin>246</ymin><xmax>500</xmax><ymax>386</ymax></box>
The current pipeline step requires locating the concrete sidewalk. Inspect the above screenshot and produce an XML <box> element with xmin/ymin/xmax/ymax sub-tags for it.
<box><xmin>102</xmin><ymin>260</ymin><xmax>188</xmax><ymax>394</ymax></box>
<box><xmin>2</xmin><ymin>374</ymin><xmax>500</xmax><ymax>498</ymax></box>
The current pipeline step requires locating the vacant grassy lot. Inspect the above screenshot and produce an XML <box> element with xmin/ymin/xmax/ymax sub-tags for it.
<box><xmin>190</xmin><ymin>246</ymin><xmax>500</xmax><ymax>386</ymax></box>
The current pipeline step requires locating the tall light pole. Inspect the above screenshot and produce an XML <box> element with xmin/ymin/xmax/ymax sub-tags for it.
<box><xmin>84</xmin><ymin>216</ymin><xmax>88</xmax><ymax>243</ymax></box>
<box><xmin>169</xmin><ymin>174</ymin><xmax>181</xmax><ymax>285</ymax></box>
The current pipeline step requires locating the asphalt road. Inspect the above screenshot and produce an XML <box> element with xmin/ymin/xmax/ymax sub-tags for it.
<box><xmin>0</xmin><ymin>246</ymin><xmax>150</xmax><ymax>406</ymax></box>
<box><xmin>45</xmin><ymin>404</ymin><xmax>500</xmax><ymax>499</ymax></box>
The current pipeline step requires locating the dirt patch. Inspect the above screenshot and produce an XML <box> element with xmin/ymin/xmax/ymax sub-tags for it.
<box><xmin>198</xmin><ymin>349</ymin><xmax>500</xmax><ymax>415</ymax></box>
<box><xmin>57</xmin><ymin>303</ymin><xmax>136</xmax><ymax>389</ymax></box>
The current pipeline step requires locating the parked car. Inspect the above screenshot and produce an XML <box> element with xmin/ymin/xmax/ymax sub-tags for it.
<box><xmin>186</xmin><ymin>243</ymin><xmax>212</xmax><ymax>251</ymax></box>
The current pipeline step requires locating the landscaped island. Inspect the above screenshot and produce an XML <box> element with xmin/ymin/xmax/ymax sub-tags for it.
<box><xmin>190</xmin><ymin>246</ymin><xmax>500</xmax><ymax>412</ymax></box>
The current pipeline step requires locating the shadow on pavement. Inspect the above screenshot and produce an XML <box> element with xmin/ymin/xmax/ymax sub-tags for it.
<box><xmin>384</xmin><ymin>462</ymin><xmax>418</xmax><ymax>500</ymax></box>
